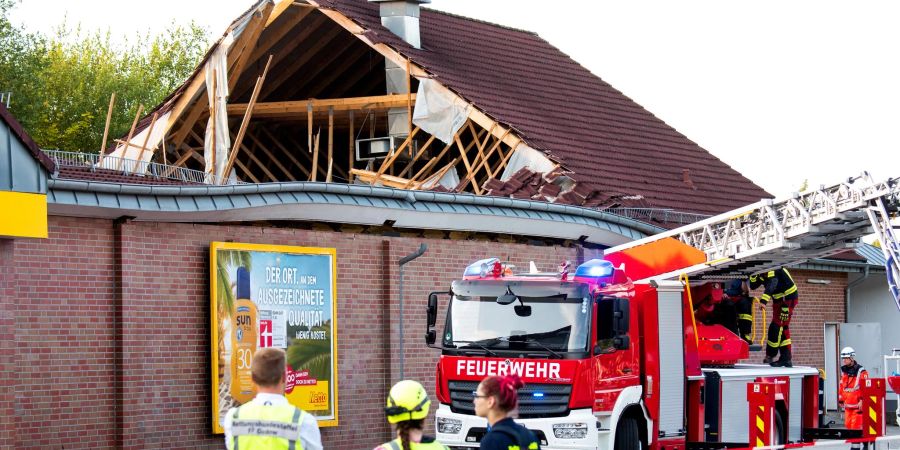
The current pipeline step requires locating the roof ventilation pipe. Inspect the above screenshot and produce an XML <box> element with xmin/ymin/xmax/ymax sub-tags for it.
<box><xmin>370</xmin><ymin>0</ymin><xmax>429</xmax><ymax>147</ymax></box>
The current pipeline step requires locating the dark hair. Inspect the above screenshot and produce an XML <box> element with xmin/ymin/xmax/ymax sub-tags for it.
<box><xmin>480</xmin><ymin>375</ymin><xmax>524</xmax><ymax>412</ymax></box>
<box><xmin>251</xmin><ymin>348</ymin><xmax>286</xmax><ymax>388</ymax></box>
<box><xmin>396</xmin><ymin>419</ymin><xmax>424</xmax><ymax>450</ymax></box>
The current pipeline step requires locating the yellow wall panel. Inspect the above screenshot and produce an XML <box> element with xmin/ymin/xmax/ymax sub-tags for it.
<box><xmin>0</xmin><ymin>191</ymin><xmax>48</xmax><ymax>238</ymax></box>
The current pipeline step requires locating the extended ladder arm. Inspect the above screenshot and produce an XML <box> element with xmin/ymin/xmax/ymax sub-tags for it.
<box><xmin>605</xmin><ymin>173</ymin><xmax>900</xmax><ymax>308</ymax></box>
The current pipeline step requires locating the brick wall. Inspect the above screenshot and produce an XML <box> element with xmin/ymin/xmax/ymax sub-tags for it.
<box><xmin>12</xmin><ymin>217</ymin><xmax>118</xmax><ymax>448</ymax></box>
<box><xmin>1</xmin><ymin>215</ymin><xmax>850</xmax><ymax>449</ymax></box>
<box><xmin>0</xmin><ymin>239</ymin><xmax>17</xmax><ymax>450</ymax></box>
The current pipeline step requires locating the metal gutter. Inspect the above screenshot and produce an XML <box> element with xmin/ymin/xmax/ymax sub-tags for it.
<box><xmin>47</xmin><ymin>179</ymin><xmax>663</xmax><ymax>244</ymax></box>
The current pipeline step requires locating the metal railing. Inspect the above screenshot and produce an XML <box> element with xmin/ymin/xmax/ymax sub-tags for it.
<box><xmin>605</xmin><ymin>207</ymin><xmax>711</xmax><ymax>225</ymax></box>
<box><xmin>44</xmin><ymin>149</ymin><xmax>228</xmax><ymax>185</ymax></box>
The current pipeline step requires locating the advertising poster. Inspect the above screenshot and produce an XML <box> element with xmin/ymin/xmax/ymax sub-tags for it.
<box><xmin>210</xmin><ymin>242</ymin><xmax>338</xmax><ymax>433</ymax></box>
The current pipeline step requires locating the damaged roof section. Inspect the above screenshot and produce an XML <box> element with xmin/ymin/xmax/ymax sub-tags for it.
<box><xmin>65</xmin><ymin>0</ymin><xmax>770</xmax><ymax>221</ymax></box>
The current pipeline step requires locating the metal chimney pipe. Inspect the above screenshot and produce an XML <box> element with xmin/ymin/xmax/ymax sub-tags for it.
<box><xmin>369</xmin><ymin>0</ymin><xmax>430</xmax><ymax>140</ymax></box>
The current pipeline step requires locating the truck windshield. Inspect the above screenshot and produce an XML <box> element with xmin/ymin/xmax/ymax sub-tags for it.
<box><xmin>444</xmin><ymin>280</ymin><xmax>592</xmax><ymax>354</ymax></box>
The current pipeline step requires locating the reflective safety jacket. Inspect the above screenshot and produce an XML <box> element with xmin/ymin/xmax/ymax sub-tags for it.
<box><xmin>749</xmin><ymin>268</ymin><xmax>798</xmax><ymax>303</ymax></box>
<box><xmin>839</xmin><ymin>362</ymin><xmax>869</xmax><ymax>409</ymax></box>
<box><xmin>375</xmin><ymin>436</ymin><xmax>449</xmax><ymax>450</ymax></box>
<box><xmin>229</xmin><ymin>401</ymin><xmax>307</xmax><ymax>450</ymax></box>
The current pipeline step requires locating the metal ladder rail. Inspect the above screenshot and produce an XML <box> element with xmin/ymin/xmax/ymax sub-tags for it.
<box><xmin>607</xmin><ymin>174</ymin><xmax>896</xmax><ymax>261</ymax></box>
<box><xmin>605</xmin><ymin>174</ymin><xmax>900</xmax><ymax>289</ymax></box>
<box><xmin>862</xmin><ymin>174</ymin><xmax>900</xmax><ymax>308</ymax></box>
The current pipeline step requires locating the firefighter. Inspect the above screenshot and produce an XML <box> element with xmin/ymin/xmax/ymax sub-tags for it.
<box><xmin>376</xmin><ymin>380</ymin><xmax>449</xmax><ymax>450</ymax></box>
<box><xmin>749</xmin><ymin>268</ymin><xmax>798</xmax><ymax>367</ymax></box>
<box><xmin>838</xmin><ymin>347</ymin><xmax>869</xmax><ymax>430</ymax></box>
<box><xmin>223</xmin><ymin>348</ymin><xmax>322</xmax><ymax>450</ymax></box>
<box><xmin>724</xmin><ymin>279</ymin><xmax>754</xmax><ymax>344</ymax></box>
<box><xmin>692</xmin><ymin>282</ymin><xmax>726</xmax><ymax>326</ymax></box>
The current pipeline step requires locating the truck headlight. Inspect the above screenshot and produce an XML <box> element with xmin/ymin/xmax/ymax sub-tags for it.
<box><xmin>437</xmin><ymin>417</ymin><xmax>463</xmax><ymax>434</ymax></box>
<box><xmin>553</xmin><ymin>422</ymin><xmax>588</xmax><ymax>439</ymax></box>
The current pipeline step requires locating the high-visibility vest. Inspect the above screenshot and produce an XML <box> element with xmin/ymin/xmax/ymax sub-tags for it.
<box><xmin>376</xmin><ymin>437</ymin><xmax>449</xmax><ymax>450</ymax></box>
<box><xmin>839</xmin><ymin>363</ymin><xmax>868</xmax><ymax>409</ymax></box>
<box><xmin>229</xmin><ymin>402</ymin><xmax>307</xmax><ymax>450</ymax></box>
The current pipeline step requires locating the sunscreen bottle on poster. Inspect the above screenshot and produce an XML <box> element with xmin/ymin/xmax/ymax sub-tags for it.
<box><xmin>230</xmin><ymin>267</ymin><xmax>258</xmax><ymax>404</ymax></box>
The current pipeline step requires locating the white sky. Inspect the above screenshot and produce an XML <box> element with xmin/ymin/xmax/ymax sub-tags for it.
<box><xmin>9</xmin><ymin>0</ymin><xmax>900</xmax><ymax>196</ymax></box>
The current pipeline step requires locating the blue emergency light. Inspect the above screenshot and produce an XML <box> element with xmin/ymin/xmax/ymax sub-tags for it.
<box><xmin>574</xmin><ymin>259</ymin><xmax>614</xmax><ymax>278</ymax></box>
<box><xmin>532</xmin><ymin>392</ymin><xmax>544</xmax><ymax>398</ymax></box>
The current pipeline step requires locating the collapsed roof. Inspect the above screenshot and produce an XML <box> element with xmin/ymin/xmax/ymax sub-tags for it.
<box><xmin>95</xmin><ymin>0</ymin><xmax>770</xmax><ymax>219</ymax></box>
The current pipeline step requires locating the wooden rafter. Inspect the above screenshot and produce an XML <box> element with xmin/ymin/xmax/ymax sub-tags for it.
<box><xmin>227</xmin><ymin>3</ymin><xmax>274</xmax><ymax>92</ymax></box>
<box><xmin>233</xmin><ymin>12</ymin><xmax>328</xmax><ymax>100</ymax></box>
<box><xmin>267</xmin><ymin>0</ymin><xmax>301</xmax><ymax>27</ymax></box>
<box><xmin>234</xmin><ymin>158</ymin><xmax>260</xmax><ymax>183</ymax></box>
<box><xmin>255</xmin><ymin>128</ymin><xmax>310</xmax><ymax>178</ymax></box>
<box><xmin>407</xmin><ymin>126</ymin><xmax>483</xmax><ymax>187</ymax></box>
<box><xmin>289</xmin><ymin>42</ymin><xmax>371</xmax><ymax>99</ymax></box>
<box><xmin>329</xmin><ymin>54</ymin><xmax>382</xmax><ymax>98</ymax></box>
<box><xmin>241</xmin><ymin>7</ymin><xmax>312</xmax><ymax>81</ymax></box>
<box><xmin>454</xmin><ymin>134</ymin><xmax>480</xmax><ymax>195</ymax></box>
<box><xmin>281</xmin><ymin>133</ymin><xmax>326</xmax><ymax>181</ymax></box>
<box><xmin>260</xmin><ymin>19</ymin><xmax>343</xmax><ymax>99</ymax></box>
<box><xmin>372</xmin><ymin>126</ymin><xmax>420</xmax><ymax>185</ymax></box>
<box><xmin>248</xmin><ymin>130</ymin><xmax>296</xmax><ymax>181</ymax></box>
<box><xmin>223</xmin><ymin>55</ymin><xmax>272</xmax><ymax>181</ymax></box>
<box><xmin>487</xmin><ymin>141</ymin><xmax>521</xmax><ymax>180</ymax></box>
<box><xmin>350</xmin><ymin>169</ymin><xmax>420</xmax><ymax>190</ymax></box>
<box><xmin>240</xmin><ymin>141</ymin><xmax>279</xmax><ymax>182</ymax></box>
<box><xmin>227</xmin><ymin>94</ymin><xmax>415</xmax><ymax>117</ymax></box>
<box><xmin>396</xmin><ymin>134</ymin><xmax>436</xmax><ymax>179</ymax></box>
<box><xmin>459</xmin><ymin>128</ymin><xmax>510</xmax><ymax>192</ymax></box>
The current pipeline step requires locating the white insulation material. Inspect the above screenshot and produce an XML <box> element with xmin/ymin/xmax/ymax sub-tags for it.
<box><xmin>102</xmin><ymin>110</ymin><xmax>172</xmax><ymax>174</ymax></box>
<box><xmin>412</xmin><ymin>78</ymin><xmax>470</xmax><ymax>145</ymax></box>
<box><xmin>204</xmin><ymin>33</ymin><xmax>234</xmax><ymax>183</ymax></box>
<box><xmin>499</xmin><ymin>144</ymin><xmax>555</xmax><ymax>181</ymax></box>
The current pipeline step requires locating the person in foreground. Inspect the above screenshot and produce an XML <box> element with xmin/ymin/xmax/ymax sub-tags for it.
<box><xmin>375</xmin><ymin>380</ymin><xmax>448</xmax><ymax>450</ymax></box>
<box><xmin>474</xmin><ymin>375</ymin><xmax>541</xmax><ymax>450</ymax></box>
<box><xmin>224</xmin><ymin>348</ymin><xmax>323</xmax><ymax>450</ymax></box>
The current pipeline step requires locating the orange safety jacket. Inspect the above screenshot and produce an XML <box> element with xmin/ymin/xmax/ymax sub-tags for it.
<box><xmin>839</xmin><ymin>362</ymin><xmax>868</xmax><ymax>409</ymax></box>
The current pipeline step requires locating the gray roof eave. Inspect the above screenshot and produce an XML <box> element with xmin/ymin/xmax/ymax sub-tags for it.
<box><xmin>47</xmin><ymin>180</ymin><xmax>664</xmax><ymax>246</ymax></box>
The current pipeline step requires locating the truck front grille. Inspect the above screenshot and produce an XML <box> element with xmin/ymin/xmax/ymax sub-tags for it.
<box><xmin>447</xmin><ymin>380</ymin><xmax>571</xmax><ymax>418</ymax></box>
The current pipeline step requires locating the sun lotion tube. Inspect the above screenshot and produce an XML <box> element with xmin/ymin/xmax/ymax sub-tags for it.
<box><xmin>230</xmin><ymin>266</ymin><xmax>258</xmax><ymax>404</ymax></box>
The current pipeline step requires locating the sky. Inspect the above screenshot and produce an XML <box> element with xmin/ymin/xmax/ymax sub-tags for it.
<box><xmin>8</xmin><ymin>0</ymin><xmax>900</xmax><ymax>197</ymax></box>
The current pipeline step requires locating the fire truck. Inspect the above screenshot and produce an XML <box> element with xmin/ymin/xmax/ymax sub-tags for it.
<box><xmin>424</xmin><ymin>173</ymin><xmax>899</xmax><ymax>449</ymax></box>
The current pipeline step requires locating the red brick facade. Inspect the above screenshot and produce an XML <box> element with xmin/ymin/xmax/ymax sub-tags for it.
<box><xmin>0</xmin><ymin>216</ymin><xmax>848</xmax><ymax>449</ymax></box>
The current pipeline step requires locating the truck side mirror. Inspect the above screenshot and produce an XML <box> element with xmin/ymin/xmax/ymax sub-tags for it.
<box><xmin>613</xmin><ymin>297</ymin><xmax>630</xmax><ymax>334</ymax></box>
<box><xmin>426</xmin><ymin>291</ymin><xmax>448</xmax><ymax>347</ymax></box>
<box><xmin>427</xmin><ymin>293</ymin><xmax>439</xmax><ymax>328</ymax></box>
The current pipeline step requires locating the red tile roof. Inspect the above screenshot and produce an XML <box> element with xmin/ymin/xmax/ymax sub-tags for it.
<box><xmin>319</xmin><ymin>0</ymin><xmax>771</xmax><ymax>215</ymax></box>
<box><xmin>55</xmin><ymin>166</ymin><xmax>199</xmax><ymax>185</ymax></box>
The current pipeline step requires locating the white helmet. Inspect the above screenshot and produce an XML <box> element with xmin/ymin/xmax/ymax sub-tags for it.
<box><xmin>840</xmin><ymin>347</ymin><xmax>856</xmax><ymax>359</ymax></box>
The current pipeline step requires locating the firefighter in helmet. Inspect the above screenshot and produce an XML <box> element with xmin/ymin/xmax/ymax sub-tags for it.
<box><xmin>375</xmin><ymin>380</ymin><xmax>448</xmax><ymax>450</ymax></box>
<box><xmin>749</xmin><ymin>268</ymin><xmax>798</xmax><ymax>367</ymax></box>
<box><xmin>724</xmin><ymin>279</ymin><xmax>754</xmax><ymax>344</ymax></box>
<box><xmin>838</xmin><ymin>347</ymin><xmax>869</xmax><ymax>430</ymax></box>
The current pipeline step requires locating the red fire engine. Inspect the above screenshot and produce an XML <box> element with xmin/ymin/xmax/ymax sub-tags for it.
<box><xmin>424</xmin><ymin>174</ymin><xmax>899</xmax><ymax>449</ymax></box>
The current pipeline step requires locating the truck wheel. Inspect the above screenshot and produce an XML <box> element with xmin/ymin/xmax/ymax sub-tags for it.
<box><xmin>614</xmin><ymin>416</ymin><xmax>641</xmax><ymax>450</ymax></box>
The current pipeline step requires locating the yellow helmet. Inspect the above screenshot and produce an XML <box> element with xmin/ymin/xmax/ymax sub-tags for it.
<box><xmin>385</xmin><ymin>380</ymin><xmax>431</xmax><ymax>424</ymax></box>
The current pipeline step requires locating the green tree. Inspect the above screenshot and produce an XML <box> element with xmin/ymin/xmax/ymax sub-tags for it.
<box><xmin>0</xmin><ymin>1</ymin><xmax>208</xmax><ymax>152</ymax></box>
